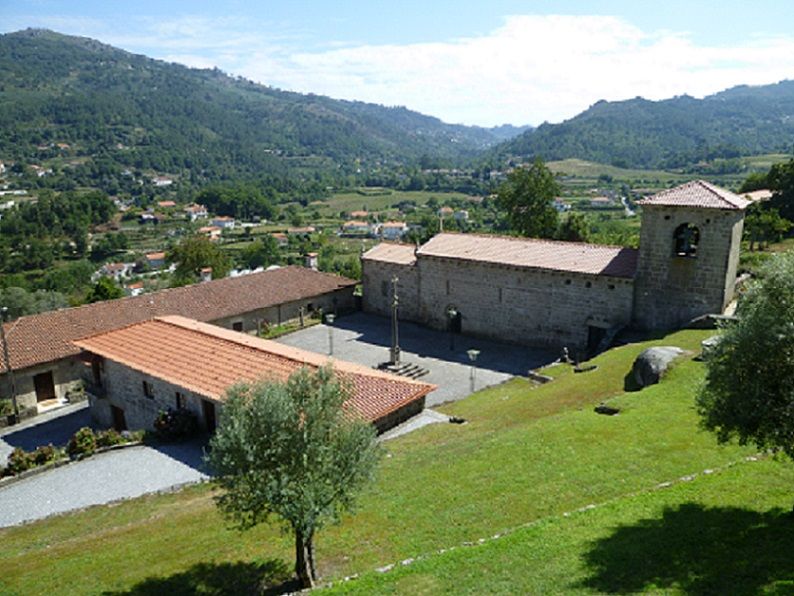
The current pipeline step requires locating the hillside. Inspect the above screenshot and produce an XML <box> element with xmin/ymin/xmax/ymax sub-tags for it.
<box><xmin>498</xmin><ymin>81</ymin><xmax>794</xmax><ymax>169</ymax></box>
<box><xmin>0</xmin><ymin>29</ymin><xmax>524</xmax><ymax>190</ymax></box>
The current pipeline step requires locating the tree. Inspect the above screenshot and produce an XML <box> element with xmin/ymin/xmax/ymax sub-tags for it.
<box><xmin>743</xmin><ymin>203</ymin><xmax>792</xmax><ymax>251</ymax></box>
<box><xmin>556</xmin><ymin>212</ymin><xmax>591</xmax><ymax>242</ymax></box>
<box><xmin>496</xmin><ymin>158</ymin><xmax>560</xmax><ymax>238</ymax></box>
<box><xmin>168</xmin><ymin>235</ymin><xmax>232</xmax><ymax>285</ymax></box>
<box><xmin>241</xmin><ymin>236</ymin><xmax>280</xmax><ymax>270</ymax></box>
<box><xmin>767</xmin><ymin>159</ymin><xmax>794</xmax><ymax>221</ymax></box>
<box><xmin>697</xmin><ymin>250</ymin><xmax>794</xmax><ymax>463</ymax></box>
<box><xmin>206</xmin><ymin>367</ymin><xmax>382</xmax><ymax>588</ymax></box>
<box><xmin>86</xmin><ymin>277</ymin><xmax>124</xmax><ymax>303</ymax></box>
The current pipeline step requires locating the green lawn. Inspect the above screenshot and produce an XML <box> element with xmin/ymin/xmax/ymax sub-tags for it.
<box><xmin>1</xmin><ymin>328</ymin><xmax>787</xmax><ymax>595</ymax></box>
<box><xmin>328</xmin><ymin>457</ymin><xmax>794</xmax><ymax>594</ymax></box>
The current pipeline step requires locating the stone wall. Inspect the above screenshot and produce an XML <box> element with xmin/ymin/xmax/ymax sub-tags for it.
<box><xmin>212</xmin><ymin>286</ymin><xmax>357</xmax><ymax>333</ymax></box>
<box><xmin>363</xmin><ymin>253</ymin><xmax>634</xmax><ymax>351</ymax></box>
<box><xmin>633</xmin><ymin>206</ymin><xmax>744</xmax><ymax>330</ymax></box>
<box><xmin>0</xmin><ymin>357</ymin><xmax>84</xmax><ymax>413</ymax></box>
<box><xmin>416</xmin><ymin>256</ymin><xmax>634</xmax><ymax>351</ymax></box>
<box><xmin>362</xmin><ymin>260</ymin><xmax>420</xmax><ymax>322</ymax></box>
<box><xmin>91</xmin><ymin>359</ymin><xmax>217</xmax><ymax>431</ymax></box>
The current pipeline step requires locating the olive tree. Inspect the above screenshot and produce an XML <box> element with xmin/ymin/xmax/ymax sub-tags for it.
<box><xmin>697</xmin><ymin>250</ymin><xmax>794</xmax><ymax>461</ymax></box>
<box><xmin>206</xmin><ymin>366</ymin><xmax>382</xmax><ymax>589</ymax></box>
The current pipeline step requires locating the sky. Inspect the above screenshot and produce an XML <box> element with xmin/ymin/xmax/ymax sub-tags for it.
<box><xmin>3</xmin><ymin>1</ymin><xmax>794</xmax><ymax>127</ymax></box>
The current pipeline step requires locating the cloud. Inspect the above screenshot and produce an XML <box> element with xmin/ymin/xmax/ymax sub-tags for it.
<box><xmin>6</xmin><ymin>13</ymin><xmax>794</xmax><ymax>125</ymax></box>
<box><xmin>235</xmin><ymin>14</ymin><xmax>794</xmax><ymax>126</ymax></box>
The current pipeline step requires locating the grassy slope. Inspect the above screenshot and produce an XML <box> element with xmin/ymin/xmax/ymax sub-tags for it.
<box><xmin>329</xmin><ymin>458</ymin><xmax>794</xmax><ymax>594</ymax></box>
<box><xmin>0</xmin><ymin>329</ymin><xmax>780</xmax><ymax>594</ymax></box>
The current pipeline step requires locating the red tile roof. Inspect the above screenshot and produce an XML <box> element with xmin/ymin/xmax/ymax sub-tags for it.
<box><xmin>638</xmin><ymin>180</ymin><xmax>750</xmax><ymax>210</ymax></box>
<box><xmin>74</xmin><ymin>316</ymin><xmax>434</xmax><ymax>423</ymax></box>
<box><xmin>1</xmin><ymin>267</ymin><xmax>356</xmax><ymax>374</ymax></box>
<box><xmin>415</xmin><ymin>233</ymin><xmax>638</xmax><ymax>278</ymax></box>
<box><xmin>362</xmin><ymin>243</ymin><xmax>417</xmax><ymax>266</ymax></box>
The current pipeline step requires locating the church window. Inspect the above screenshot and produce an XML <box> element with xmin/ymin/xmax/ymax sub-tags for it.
<box><xmin>673</xmin><ymin>223</ymin><xmax>699</xmax><ymax>257</ymax></box>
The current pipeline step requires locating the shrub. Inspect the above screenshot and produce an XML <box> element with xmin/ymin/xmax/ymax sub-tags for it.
<box><xmin>67</xmin><ymin>427</ymin><xmax>97</xmax><ymax>459</ymax></box>
<box><xmin>0</xmin><ymin>399</ymin><xmax>13</xmax><ymax>417</ymax></box>
<box><xmin>153</xmin><ymin>408</ymin><xmax>198</xmax><ymax>441</ymax></box>
<box><xmin>32</xmin><ymin>444</ymin><xmax>59</xmax><ymax>466</ymax></box>
<box><xmin>95</xmin><ymin>429</ymin><xmax>126</xmax><ymax>448</ymax></box>
<box><xmin>6</xmin><ymin>447</ymin><xmax>34</xmax><ymax>475</ymax></box>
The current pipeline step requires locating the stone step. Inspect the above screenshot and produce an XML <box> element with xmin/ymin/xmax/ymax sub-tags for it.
<box><xmin>375</xmin><ymin>361</ymin><xmax>430</xmax><ymax>379</ymax></box>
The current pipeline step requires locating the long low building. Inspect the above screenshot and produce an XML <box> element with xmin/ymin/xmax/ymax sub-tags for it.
<box><xmin>0</xmin><ymin>266</ymin><xmax>357</xmax><ymax>419</ymax></box>
<box><xmin>74</xmin><ymin>316</ymin><xmax>434</xmax><ymax>434</ymax></box>
<box><xmin>362</xmin><ymin>180</ymin><xmax>748</xmax><ymax>354</ymax></box>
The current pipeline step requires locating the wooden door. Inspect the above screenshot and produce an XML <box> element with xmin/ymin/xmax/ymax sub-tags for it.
<box><xmin>202</xmin><ymin>400</ymin><xmax>217</xmax><ymax>433</ymax></box>
<box><xmin>111</xmin><ymin>405</ymin><xmax>127</xmax><ymax>431</ymax></box>
<box><xmin>33</xmin><ymin>371</ymin><xmax>56</xmax><ymax>402</ymax></box>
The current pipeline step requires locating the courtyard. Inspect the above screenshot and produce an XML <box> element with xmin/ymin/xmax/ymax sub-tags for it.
<box><xmin>275</xmin><ymin>311</ymin><xmax>557</xmax><ymax>407</ymax></box>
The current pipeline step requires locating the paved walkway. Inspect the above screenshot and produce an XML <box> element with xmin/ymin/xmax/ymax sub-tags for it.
<box><xmin>276</xmin><ymin>312</ymin><xmax>556</xmax><ymax>406</ymax></box>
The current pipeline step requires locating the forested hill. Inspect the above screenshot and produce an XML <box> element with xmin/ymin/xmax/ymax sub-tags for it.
<box><xmin>0</xmin><ymin>29</ymin><xmax>525</xmax><ymax>187</ymax></box>
<box><xmin>496</xmin><ymin>81</ymin><xmax>794</xmax><ymax>169</ymax></box>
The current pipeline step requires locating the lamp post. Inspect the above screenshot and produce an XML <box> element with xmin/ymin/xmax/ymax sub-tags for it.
<box><xmin>389</xmin><ymin>276</ymin><xmax>400</xmax><ymax>365</ymax></box>
<box><xmin>446</xmin><ymin>306</ymin><xmax>458</xmax><ymax>351</ymax></box>
<box><xmin>0</xmin><ymin>307</ymin><xmax>19</xmax><ymax>423</ymax></box>
<box><xmin>326</xmin><ymin>313</ymin><xmax>335</xmax><ymax>356</ymax></box>
<box><xmin>467</xmin><ymin>349</ymin><xmax>480</xmax><ymax>394</ymax></box>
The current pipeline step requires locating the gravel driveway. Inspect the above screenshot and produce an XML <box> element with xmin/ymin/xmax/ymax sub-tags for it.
<box><xmin>0</xmin><ymin>440</ymin><xmax>208</xmax><ymax>528</ymax></box>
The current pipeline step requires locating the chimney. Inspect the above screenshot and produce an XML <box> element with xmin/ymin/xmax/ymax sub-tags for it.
<box><xmin>304</xmin><ymin>252</ymin><xmax>318</xmax><ymax>271</ymax></box>
<box><xmin>200</xmin><ymin>267</ymin><xmax>212</xmax><ymax>282</ymax></box>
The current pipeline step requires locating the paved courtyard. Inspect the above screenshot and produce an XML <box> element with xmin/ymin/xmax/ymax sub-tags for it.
<box><xmin>276</xmin><ymin>311</ymin><xmax>556</xmax><ymax>406</ymax></box>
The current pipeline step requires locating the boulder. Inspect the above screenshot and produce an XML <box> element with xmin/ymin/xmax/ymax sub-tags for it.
<box><xmin>632</xmin><ymin>346</ymin><xmax>685</xmax><ymax>388</ymax></box>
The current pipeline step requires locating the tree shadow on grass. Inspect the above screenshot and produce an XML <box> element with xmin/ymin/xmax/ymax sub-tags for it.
<box><xmin>106</xmin><ymin>559</ymin><xmax>297</xmax><ymax>596</ymax></box>
<box><xmin>578</xmin><ymin>503</ymin><xmax>794</xmax><ymax>595</ymax></box>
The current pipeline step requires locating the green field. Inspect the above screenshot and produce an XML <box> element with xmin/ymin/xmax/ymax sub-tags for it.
<box><xmin>317</xmin><ymin>189</ymin><xmax>475</xmax><ymax>215</ymax></box>
<box><xmin>1</xmin><ymin>328</ymin><xmax>791</xmax><ymax>594</ymax></box>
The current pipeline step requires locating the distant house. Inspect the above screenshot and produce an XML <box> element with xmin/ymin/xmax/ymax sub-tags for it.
<box><xmin>381</xmin><ymin>221</ymin><xmax>409</xmax><ymax>241</ymax></box>
<box><xmin>75</xmin><ymin>316</ymin><xmax>434</xmax><ymax>434</ymax></box>
<box><xmin>287</xmin><ymin>226</ymin><xmax>316</xmax><ymax>236</ymax></box>
<box><xmin>211</xmin><ymin>216</ymin><xmax>236</xmax><ymax>229</ymax></box>
<box><xmin>349</xmin><ymin>210</ymin><xmax>369</xmax><ymax>219</ymax></box>
<box><xmin>157</xmin><ymin>200</ymin><xmax>177</xmax><ymax>209</ymax></box>
<box><xmin>438</xmin><ymin>206</ymin><xmax>454</xmax><ymax>217</ymax></box>
<box><xmin>198</xmin><ymin>226</ymin><xmax>222</xmax><ymax>241</ymax></box>
<box><xmin>98</xmin><ymin>262</ymin><xmax>134</xmax><ymax>282</ymax></box>
<box><xmin>743</xmin><ymin>189</ymin><xmax>773</xmax><ymax>202</ymax></box>
<box><xmin>590</xmin><ymin>196</ymin><xmax>612</xmax><ymax>208</ymax></box>
<box><xmin>271</xmin><ymin>232</ymin><xmax>288</xmax><ymax>248</ymax></box>
<box><xmin>184</xmin><ymin>203</ymin><xmax>208</xmax><ymax>221</ymax></box>
<box><xmin>139</xmin><ymin>212</ymin><xmax>157</xmax><ymax>224</ymax></box>
<box><xmin>145</xmin><ymin>252</ymin><xmax>167</xmax><ymax>270</ymax></box>
<box><xmin>553</xmin><ymin>198</ymin><xmax>572</xmax><ymax>213</ymax></box>
<box><xmin>152</xmin><ymin>176</ymin><xmax>173</xmax><ymax>187</ymax></box>
<box><xmin>124</xmin><ymin>281</ymin><xmax>145</xmax><ymax>297</ymax></box>
<box><xmin>342</xmin><ymin>220</ymin><xmax>372</xmax><ymax>237</ymax></box>
<box><xmin>453</xmin><ymin>210</ymin><xmax>469</xmax><ymax>222</ymax></box>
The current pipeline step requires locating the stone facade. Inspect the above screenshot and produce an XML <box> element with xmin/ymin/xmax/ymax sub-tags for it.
<box><xmin>90</xmin><ymin>358</ymin><xmax>217</xmax><ymax>432</ymax></box>
<box><xmin>0</xmin><ymin>357</ymin><xmax>85</xmax><ymax>415</ymax></box>
<box><xmin>632</xmin><ymin>206</ymin><xmax>744</xmax><ymax>330</ymax></box>
<box><xmin>211</xmin><ymin>287</ymin><xmax>356</xmax><ymax>333</ymax></box>
<box><xmin>363</xmin><ymin>254</ymin><xmax>634</xmax><ymax>352</ymax></box>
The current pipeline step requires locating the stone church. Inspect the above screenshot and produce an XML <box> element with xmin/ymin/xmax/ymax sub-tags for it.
<box><xmin>361</xmin><ymin>180</ymin><xmax>748</xmax><ymax>354</ymax></box>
